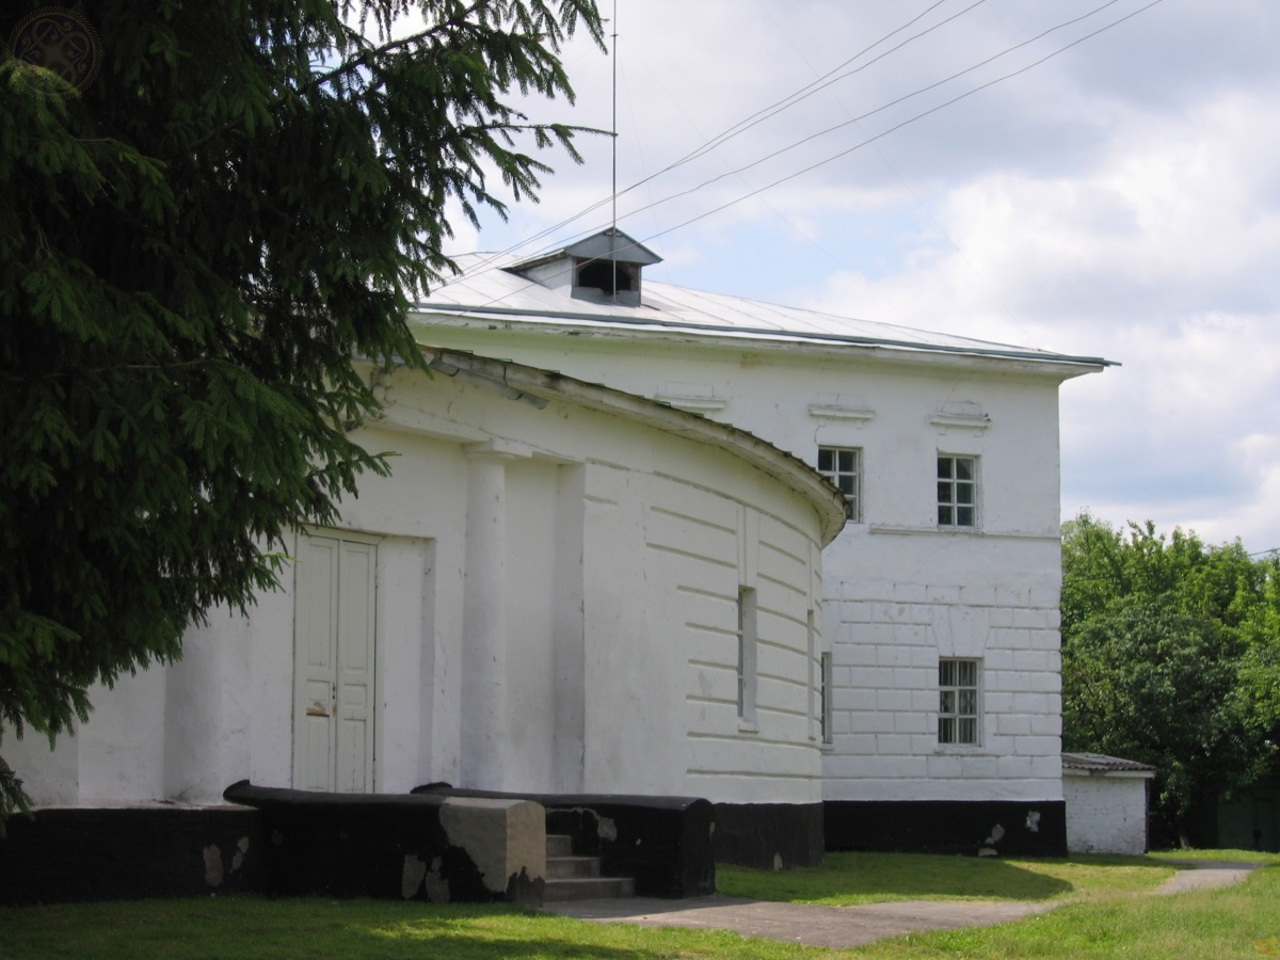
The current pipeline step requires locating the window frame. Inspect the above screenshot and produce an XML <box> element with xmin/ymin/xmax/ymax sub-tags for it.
<box><xmin>817</xmin><ymin>445</ymin><xmax>862</xmax><ymax>523</ymax></box>
<box><xmin>819</xmin><ymin>651</ymin><xmax>834</xmax><ymax>745</ymax></box>
<box><xmin>736</xmin><ymin>587</ymin><xmax>758</xmax><ymax>725</ymax></box>
<box><xmin>937</xmin><ymin>454</ymin><xmax>978</xmax><ymax>529</ymax></box>
<box><xmin>938</xmin><ymin>658</ymin><xmax>981</xmax><ymax>746</ymax></box>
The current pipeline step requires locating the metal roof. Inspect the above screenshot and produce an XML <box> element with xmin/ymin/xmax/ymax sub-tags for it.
<box><xmin>414</xmin><ymin>251</ymin><xmax>1115</xmax><ymax>370</ymax></box>
<box><xmin>1062</xmin><ymin>752</ymin><xmax>1156</xmax><ymax>775</ymax></box>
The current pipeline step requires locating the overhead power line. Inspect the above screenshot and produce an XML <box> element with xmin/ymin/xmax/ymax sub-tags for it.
<box><xmin>428</xmin><ymin>0</ymin><xmax>1168</xmax><ymax>314</ymax></box>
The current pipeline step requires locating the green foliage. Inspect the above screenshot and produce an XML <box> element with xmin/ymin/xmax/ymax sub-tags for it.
<box><xmin>1061</xmin><ymin>514</ymin><xmax>1280</xmax><ymax>844</ymax></box>
<box><xmin>0</xmin><ymin>0</ymin><xmax>603</xmax><ymax>825</ymax></box>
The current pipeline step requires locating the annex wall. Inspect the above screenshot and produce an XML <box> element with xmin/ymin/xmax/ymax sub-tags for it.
<box><xmin>6</xmin><ymin>356</ymin><xmax>835</xmax><ymax>834</ymax></box>
<box><xmin>411</xmin><ymin>328</ymin><xmax>1073</xmax><ymax>810</ymax></box>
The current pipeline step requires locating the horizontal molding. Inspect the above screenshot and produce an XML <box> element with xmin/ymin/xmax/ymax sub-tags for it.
<box><xmin>809</xmin><ymin>403</ymin><xmax>875</xmax><ymax>422</ymax></box>
<box><xmin>867</xmin><ymin>524</ymin><xmax>1060</xmax><ymax>543</ymax></box>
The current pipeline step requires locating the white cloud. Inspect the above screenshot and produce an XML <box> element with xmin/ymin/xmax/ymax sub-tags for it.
<box><xmin>458</xmin><ymin>0</ymin><xmax>1280</xmax><ymax>552</ymax></box>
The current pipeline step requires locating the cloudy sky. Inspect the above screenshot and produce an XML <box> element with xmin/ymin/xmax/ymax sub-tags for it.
<box><xmin>442</xmin><ymin>0</ymin><xmax>1280</xmax><ymax>555</ymax></box>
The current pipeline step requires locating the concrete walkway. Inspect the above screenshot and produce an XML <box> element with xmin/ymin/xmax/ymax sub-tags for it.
<box><xmin>543</xmin><ymin>862</ymin><xmax>1266</xmax><ymax>950</ymax></box>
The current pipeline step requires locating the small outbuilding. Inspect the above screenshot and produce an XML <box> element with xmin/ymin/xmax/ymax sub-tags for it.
<box><xmin>1062</xmin><ymin>752</ymin><xmax>1155</xmax><ymax>855</ymax></box>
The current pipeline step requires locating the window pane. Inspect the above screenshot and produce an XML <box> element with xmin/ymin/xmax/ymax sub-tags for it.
<box><xmin>938</xmin><ymin>482</ymin><xmax>953</xmax><ymax>504</ymax></box>
<box><xmin>955</xmin><ymin>458</ymin><xmax>973</xmax><ymax>480</ymax></box>
<box><xmin>939</xmin><ymin>505</ymin><xmax>953</xmax><ymax>525</ymax></box>
<box><xmin>838</xmin><ymin>450</ymin><xmax>855</xmax><ymax>472</ymax></box>
<box><xmin>956</xmin><ymin>484</ymin><xmax>974</xmax><ymax>505</ymax></box>
<box><xmin>959</xmin><ymin>689</ymin><xmax>977</xmax><ymax>714</ymax></box>
<box><xmin>959</xmin><ymin>718</ymin><xmax>977</xmax><ymax>743</ymax></box>
<box><xmin>939</xmin><ymin>661</ymin><xmax>955</xmax><ymax>685</ymax></box>
<box><xmin>818</xmin><ymin>449</ymin><xmax>833</xmax><ymax>471</ymax></box>
<box><xmin>937</xmin><ymin>457</ymin><xmax>953</xmax><ymax>479</ymax></box>
<box><xmin>939</xmin><ymin>718</ymin><xmax>955</xmax><ymax>743</ymax></box>
<box><xmin>838</xmin><ymin>476</ymin><xmax>855</xmax><ymax>495</ymax></box>
<box><xmin>940</xmin><ymin>690</ymin><xmax>955</xmax><ymax>713</ymax></box>
<box><xmin>957</xmin><ymin>506</ymin><xmax>975</xmax><ymax>526</ymax></box>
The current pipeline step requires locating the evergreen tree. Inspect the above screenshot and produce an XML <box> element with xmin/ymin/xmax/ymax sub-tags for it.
<box><xmin>0</xmin><ymin>0</ymin><xmax>603</xmax><ymax>825</ymax></box>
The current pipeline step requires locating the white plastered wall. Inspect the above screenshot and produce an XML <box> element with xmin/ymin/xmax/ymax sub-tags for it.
<box><xmin>413</xmin><ymin>327</ymin><xmax>1075</xmax><ymax>804</ymax></box>
<box><xmin>6</xmin><ymin>359</ymin><xmax>830</xmax><ymax>808</ymax></box>
<box><xmin>1064</xmin><ymin>773</ymin><xmax>1151</xmax><ymax>855</ymax></box>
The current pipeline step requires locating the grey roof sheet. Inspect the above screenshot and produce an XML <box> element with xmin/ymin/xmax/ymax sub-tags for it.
<box><xmin>414</xmin><ymin>252</ymin><xmax>1114</xmax><ymax>368</ymax></box>
<box><xmin>1062</xmin><ymin>752</ymin><xmax>1156</xmax><ymax>774</ymax></box>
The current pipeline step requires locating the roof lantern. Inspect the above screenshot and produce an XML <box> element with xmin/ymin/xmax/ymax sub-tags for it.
<box><xmin>507</xmin><ymin>228</ymin><xmax>662</xmax><ymax>306</ymax></box>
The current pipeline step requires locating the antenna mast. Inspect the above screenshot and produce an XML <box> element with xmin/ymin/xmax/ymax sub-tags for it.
<box><xmin>610</xmin><ymin>0</ymin><xmax>618</xmax><ymax>301</ymax></box>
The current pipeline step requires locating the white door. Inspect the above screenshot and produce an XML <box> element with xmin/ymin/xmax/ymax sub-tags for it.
<box><xmin>293</xmin><ymin>532</ymin><xmax>377</xmax><ymax>792</ymax></box>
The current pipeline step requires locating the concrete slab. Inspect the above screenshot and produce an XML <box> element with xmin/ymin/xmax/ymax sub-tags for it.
<box><xmin>542</xmin><ymin>862</ymin><xmax>1268</xmax><ymax>949</ymax></box>
<box><xmin>544</xmin><ymin>895</ymin><xmax>1053</xmax><ymax>949</ymax></box>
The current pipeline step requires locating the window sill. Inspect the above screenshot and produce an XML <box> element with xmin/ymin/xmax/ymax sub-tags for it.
<box><xmin>738</xmin><ymin>718</ymin><xmax>759</xmax><ymax>735</ymax></box>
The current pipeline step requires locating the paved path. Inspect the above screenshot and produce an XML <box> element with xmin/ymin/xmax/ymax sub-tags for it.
<box><xmin>543</xmin><ymin>862</ymin><xmax>1266</xmax><ymax>950</ymax></box>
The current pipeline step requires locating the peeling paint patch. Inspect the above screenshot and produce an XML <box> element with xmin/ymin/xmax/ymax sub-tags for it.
<box><xmin>401</xmin><ymin>854</ymin><xmax>427</xmax><ymax>899</ymax></box>
<box><xmin>1025</xmin><ymin>811</ymin><xmax>1041</xmax><ymax>833</ymax></box>
<box><xmin>424</xmin><ymin>857</ymin><xmax>450</xmax><ymax>903</ymax></box>
<box><xmin>985</xmin><ymin>823</ymin><xmax>1005</xmax><ymax>845</ymax></box>
<box><xmin>597</xmin><ymin>816</ymin><xmax>617</xmax><ymax>842</ymax></box>
<box><xmin>230</xmin><ymin>836</ymin><xmax>249</xmax><ymax>873</ymax></box>
<box><xmin>203</xmin><ymin>845</ymin><xmax>223</xmax><ymax>887</ymax></box>
<box><xmin>440</xmin><ymin>798</ymin><xmax>545</xmax><ymax>893</ymax></box>
<box><xmin>772</xmin><ymin>852</ymin><xmax>783</xmax><ymax>872</ymax></box>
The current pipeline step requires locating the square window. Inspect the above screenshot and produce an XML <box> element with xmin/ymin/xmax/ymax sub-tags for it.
<box><xmin>938</xmin><ymin>658</ymin><xmax>980</xmax><ymax>744</ymax></box>
<box><xmin>817</xmin><ymin>446</ymin><xmax>861</xmax><ymax>522</ymax></box>
<box><xmin>937</xmin><ymin>456</ymin><xmax>977</xmax><ymax>528</ymax></box>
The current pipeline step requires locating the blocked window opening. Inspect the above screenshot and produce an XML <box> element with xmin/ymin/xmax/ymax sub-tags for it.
<box><xmin>737</xmin><ymin>587</ymin><xmax>758</xmax><ymax>723</ymax></box>
<box><xmin>820</xmin><ymin>651</ymin><xmax>833</xmax><ymax>745</ymax></box>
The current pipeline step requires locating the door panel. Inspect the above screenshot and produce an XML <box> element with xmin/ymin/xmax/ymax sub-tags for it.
<box><xmin>293</xmin><ymin>533</ymin><xmax>376</xmax><ymax>793</ymax></box>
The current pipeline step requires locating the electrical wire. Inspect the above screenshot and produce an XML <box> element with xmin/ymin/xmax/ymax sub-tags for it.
<box><xmin>425</xmin><ymin>0</ymin><xmax>1167</xmax><ymax>316</ymax></box>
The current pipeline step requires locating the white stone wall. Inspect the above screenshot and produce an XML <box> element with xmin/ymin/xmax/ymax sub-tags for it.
<box><xmin>6</xmin><ymin>357</ymin><xmax>833</xmax><ymax>808</ymax></box>
<box><xmin>1064</xmin><ymin>774</ymin><xmax>1150</xmax><ymax>855</ymax></box>
<box><xmin>413</xmin><ymin>325</ymin><xmax>1079</xmax><ymax>804</ymax></box>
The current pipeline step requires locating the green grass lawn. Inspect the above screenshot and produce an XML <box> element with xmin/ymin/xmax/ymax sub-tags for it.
<box><xmin>1147</xmin><ymin>847</ymin><xmax>1280</xmax><ymax>864</ymax></box>
<box><xmin>0</xmin><ymin>855</ymin><xmax>1276</xmax><ymax>959</ymax></box>
<box><xmin>718</xmin><ymin>850</ymin><xmax>1176</xmax><ymax>905</ymax></box>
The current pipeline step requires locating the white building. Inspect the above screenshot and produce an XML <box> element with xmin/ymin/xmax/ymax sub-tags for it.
<box><xmin>410</xmin><ymin>230</ymin><xmax>1111</xmax><ymax>854</ymax></box>
<box><xmin>1062</xmin><ymin>752</ymin><xmax>1155</xmax><ymax>855</ymax></box>
<box><xmin>6</xmin><ymin>228</ymin><xmax>1110</xmax><ymax>865</ymax></box>
<box><xmin>6</xmin><ymin>345</ymin><xmax>845</xmax><ymax>866</ymax></box>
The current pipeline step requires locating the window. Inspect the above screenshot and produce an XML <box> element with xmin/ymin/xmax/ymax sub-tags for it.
<box><xmin>938</xmin><ymin>659</ymin><xmax>979</xmax><ymax>744</ymax></box>
<box><xmin>737</xmin><ymin>587</ymin><xmax>757</xmax><ymax>723</ymax></box>
<box><xmin>937</xmin><ymin>455</ymin><xmax>977</xmax><ymax>527</ymax></box>
<box><xmin>819</xmin><ymin>651</ymin><xmax>833</xmax><ymax>744</ymax></box>
<box><xmin>576</xmin><ymin>257</ymin><xmax>637</xmax><ymax>296</ymax></box>
<box><xmin>817</xmin><ymin>446</ymin><xmax>861</xmax><ymax>522</ymax></box>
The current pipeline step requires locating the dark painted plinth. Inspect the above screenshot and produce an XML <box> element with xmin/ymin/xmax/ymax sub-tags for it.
<box><xmin>824</xmin><ymin>800</ymin><xmax>1068</xmax><ymax>856</ymax></box>
<box><xmin>0</xmin><ymin>805</ymin><xmax>264</xmax><ymax>905</ymax></box>
<box><xmin>224</xmin><ymin>781</ymin><xmax>538</xmax><ymax>905</ymax></box>
<box><xmin>412</xmin><ymin>785</ymin><xmax>716</xmax><ymax>898</ymax></box>
<box><xmin>712</xmin><ymin>802</ymin><xmax>825</xmax><ymax>869</ymax></box>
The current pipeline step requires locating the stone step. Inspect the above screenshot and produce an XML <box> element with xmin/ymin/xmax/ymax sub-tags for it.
<box><xmin>542</xmin><ymin>875</ymin><xmax>636</xmax><ymax>903</ymax></box>
<box><xmin>545</xmin><ymin>834</ymin><xmax>575</xmax><ymax>858</ymax></box>
<box><xmin>547</xmin><ymin>855</ymin><xmax>600</xmax><ymax>879</ymax></box>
